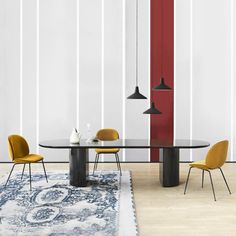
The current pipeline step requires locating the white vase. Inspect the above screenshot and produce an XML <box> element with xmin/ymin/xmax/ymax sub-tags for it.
<box><xmin>70</xmin><ymin>128</ymin><xmax>81</xmax><ymax>144</ymax></box>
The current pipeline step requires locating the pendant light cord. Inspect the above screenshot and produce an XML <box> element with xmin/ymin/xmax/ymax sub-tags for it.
<box><xmin>136</xmin><ymin>0</ymin><xmax>138</xmax><ymax>86</ymax></box>
<box><xmin>161</xmin><ymin>0</ymin><xmax>163</xmax><ymax>76</ymax></box>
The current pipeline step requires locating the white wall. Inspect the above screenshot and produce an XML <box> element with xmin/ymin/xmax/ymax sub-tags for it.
<box><xmin>175</xmin><ymin>0</ymin><xmax>234</xmax><ymax>161</ymax></box>
<box><xmin>0</xmin><ymin>0</ymin><xmax>21</xmax><ymax>162</ymax></box>
<box><xmin>0</xmin><ymin>0</ymin><xmax>150</xmax><ymax>162</ymax></box>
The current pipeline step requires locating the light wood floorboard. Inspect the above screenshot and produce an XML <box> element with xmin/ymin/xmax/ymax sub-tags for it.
<box><xmin>0</xmin><ymin>163</ymin><xmax>235</xmax><ymax>236</ymax></box>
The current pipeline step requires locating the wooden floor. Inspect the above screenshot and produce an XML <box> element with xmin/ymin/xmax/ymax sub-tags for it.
<box><xmin>1</xmin><ymin>163</ymin><xmax>236</xmax><ymax>236</ymax></box>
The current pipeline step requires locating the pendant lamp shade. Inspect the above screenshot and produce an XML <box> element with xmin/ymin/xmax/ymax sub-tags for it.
<box><xmin>143</xmin><ymin>102</ymin><xmax>162</xmax><ymax>114</ymax></box>
<box><xmin>127</xmin><ymin>86</ymin><xmax>147</xmax><ymax>99</ymax></box>
<box><xmin>153</xmin><ymin>77</ymin><xmax>171</xmax><ymax>90</ymax></box>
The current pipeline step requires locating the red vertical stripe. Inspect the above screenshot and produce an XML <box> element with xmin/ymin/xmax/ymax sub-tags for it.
<box><xmin>151</xmin><ymin>0</ymin><xmax>174</xmax><ymax>162</ymax></box>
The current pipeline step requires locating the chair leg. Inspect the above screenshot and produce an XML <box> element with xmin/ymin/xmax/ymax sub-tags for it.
<box><xmin>207</xmin><ymin>170</ymin><xmax>216</xmax><ymax>201</ymax></box>
<box><xmin>21</xmin><ymin>164</ymin><xmax>26</xmax><ymax>180</ymax></box>
<box><xmin>42</xmin><ymin>161</ymin><xmax>48</xmax><ymax>183</ymax></box>
<box><xmin>202</xmin><ymin>170</ymin><xmax>204</xmax><ymax>188</ymax></box>
<box><xmin>115</xmin><ymin>154</ymin><xmax>119</xmax><ymax>170</ymax></box>
<box><xmin>219</xmin><ymin>167</ymin><xmax>231</xmax><ymax>194</ymax></box>
<box><xmin>95</xmin><ymin>154</ymin><xmax>100</xmax><ymax>174</ymax></box>
<box><xmin>117</xmin><ymin>154</ymin><xmax>122</xmax><ymax>176</ymax></box>
<box><xmin>29</xmin><ymin>163</ymin><xmax>32</xmax><ymax>191</ymax></box>
<box><xmin>93</xmin><ymin>154</ymin><xmax>98</xmax><ymax>175</ymax></box>
<box><xmin>96</xmin><ymin>154</ymin><xmax>100</xmax><ymax>171</ymax></box>
<box><xmin>115</xmin><ymin>153</ymin><xmax>122</xmax><ymax>176</ymax></box>
<box><xmin>96</xmin><ymin>154</ymin><xmax>100</xmax><ymax>170</ymax></box>
<box><xmin>5</xmin><ymin>164</ymin><xmax>16</xmax><ymax>188</ymax></box>
<box><xmin>184</xmin><ymin>167</ymin><xmax>192</xmax><ymax>194</ymax></box>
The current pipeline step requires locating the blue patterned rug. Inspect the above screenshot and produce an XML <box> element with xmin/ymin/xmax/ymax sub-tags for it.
<box><xmin>0</xmin><ymin>171</ymin><xmax>137</xmax><ymax>236</ymax></box>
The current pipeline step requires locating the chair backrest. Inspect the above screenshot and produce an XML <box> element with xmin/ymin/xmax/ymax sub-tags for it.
<box><xmin>96</xmin><ymin>129</ymin><xmax>119</xmax><ymax>141</ymax></box>
<box><xmin>205</xmin><ymin>140</ymin><xmax>229</xmax><ymax>169</ymax></box>
<box><xmin>8</xmin><ymin>135</ymin><xmax>29</xmax><ymax>161</ymax></box>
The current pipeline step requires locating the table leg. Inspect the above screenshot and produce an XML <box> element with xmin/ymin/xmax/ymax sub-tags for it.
<box><xmin>159</xmin><ymin>148</ymin><xmax>179</xmax><ymax>187</ymax></box>
<box><xmin>69</xmin><ymin>148</ymin><xmax>89</xmax><ymax>187</ymax></box>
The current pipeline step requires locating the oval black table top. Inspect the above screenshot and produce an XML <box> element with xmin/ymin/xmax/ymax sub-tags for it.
<box><xmin>39</xmin><ymin>139</ymin><xmax>210</xmax><ymax>149</ymax></box>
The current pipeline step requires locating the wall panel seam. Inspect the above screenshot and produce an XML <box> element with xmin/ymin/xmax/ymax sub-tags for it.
<box><xmin>230</xmin><ymin>0</ymin><xmax>234</xmax><ymax>161</ymax></box>
<box><xmin>36</xmin><ymin>0</ymin><xmax>39</xmax><ymax>153</ymax></box>
<box><xmin>190</xmin><ymin>0</ymin><xmax>193</xmax><ymax>161</ymax></box>
<box><xmin>20</xmin><ymin>0</ymin><xmax>23</xmax><ymax>135</ymax></box>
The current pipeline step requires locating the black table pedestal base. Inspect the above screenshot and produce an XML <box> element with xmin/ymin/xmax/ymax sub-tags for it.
<box><xmin>69</xmin><ymin>148</ymin><xmax>89</xmax><ymax>187</ymax></box>
<box><xmin>159</xmin><ymin>148</ymin><xmax>179</xmax><ymax>187</ymax></box>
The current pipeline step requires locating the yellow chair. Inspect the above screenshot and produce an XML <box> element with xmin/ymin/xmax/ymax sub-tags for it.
<box><xmin>6</xmin><ymin>134</ymin><xmax>48</xmax><ymax>190</ymax></box>
<box><xmin>93</xmin><ymin>128</ymin><xmax>122</xmax><ymax>175</ymax></box>
<box><xmin>184</xmin><ymin>140</ymin><xmax>231</xmax><ymax>201</ymax></box>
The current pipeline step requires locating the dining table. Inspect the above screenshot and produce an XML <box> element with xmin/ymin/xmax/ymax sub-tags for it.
<box><xmin>39</xmin><ymin>139</ymin><xmax>210</xmax><ymax>187</ymax></box>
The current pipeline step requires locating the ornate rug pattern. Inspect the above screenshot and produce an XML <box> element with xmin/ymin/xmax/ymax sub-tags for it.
<box><xmin>0</xmin><ymin>171</ymin><xmax>137</xmax><ymax>236</ymax></box>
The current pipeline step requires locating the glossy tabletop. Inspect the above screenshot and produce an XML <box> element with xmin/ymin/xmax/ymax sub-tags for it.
<box><xmin>39</xmin><ymin>139</ymin><xmax>210</xmax><ymax>149</ymax></box>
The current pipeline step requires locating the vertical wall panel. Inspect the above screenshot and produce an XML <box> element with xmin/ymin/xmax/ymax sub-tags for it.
<box><xmin>138</xmin><ymin>0</ymin><xmax>150</xmax><ymax>161</ymax></box>
<box><xmin>0</xmin><ymin>0</ymin><xmax>7</xmax><ymax>161</ymax></box>
<box><xmin>125</xmin><ymin>0</ymin><xmax>149</xmax><ymax>162</ymax></box>
<box><xmin>191</xmin><ymin>0</ymin><xmax>231</xmax><ymax>160</ymax></box>
<box><xmin>151</xmin><ymin>0</ymin><xmax>174</xmax><ymax>162</ymax></box>
<box><xmin>233</xmin><ymin>0</ymin><xmax>236</xmax><ymax>161</ymax></box>
<box><xmin>103</xmin><ymin>0</ymin><xmax>123</xmax><ymax>161</ymax></box>
<box><xmin>39</xmin><ymin>0</ymin><xmax>77</xmax><ymax>161</ymax></box>
<box><xmin>175</xmin><ymin>0</ymin><xmax>191</xmax><ymax>161</ymax></box>
<box><xmin>175</xmin><ymin>0</ymin><xmax>235</xmax><ymax>162</ymax></box>
<box><xmin>0</xmin><ymin>0</ymin><xmax>20</xmax><ymax>162</ymax></box>
<box><xmin>22</xmin><ymin>0</ymin><xmax>37</xmax><ymax>153</ymax></box>
<box><xmin>79</xmin><ymin>0</ymin><xmax>102</xmax><ymax>162</ymax></box>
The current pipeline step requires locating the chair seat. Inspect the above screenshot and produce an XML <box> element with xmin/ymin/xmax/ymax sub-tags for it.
<box><xmin>189</xmin><ymin>160</ymin><xmax>209</xmax><ymax>170</ymax></box>
<box><xmin>14</xmin><ymin>154</ymin><xmax>43</xmax><ymax>164</ymax></box>
<box><xmin>95</xmin><ymin>148</ymin><xmax>119</xmax><ymax>154</ymax></box>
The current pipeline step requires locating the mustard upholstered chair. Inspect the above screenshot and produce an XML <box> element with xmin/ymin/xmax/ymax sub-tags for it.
<box><xmin>6</xmin><ymin>134</ymin><xmax>48</xmax><ymax>190</ymax></box>
<box><xmin>93</xmin><ymin>128</ymin><xmax>122</xmax><ymax>175</ymax></box>
<box><xmin>184</xmin><ymin>140</ymin><xmax>231</xmax><ymax>201</ymax></box>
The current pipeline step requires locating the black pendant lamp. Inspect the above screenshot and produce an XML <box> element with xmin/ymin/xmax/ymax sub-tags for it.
<box><xmin>127</xmin><ymin>0</ymin><xmax>147</xmax><ymax>99</ymax></box>
<box><xmin>127</xmin><ymin>86</ymin><xmax>147</xmax><ymax>99</ymax></box>
<box><xmin>143</xmin><ymin>102</ymin><xmax>162</xmax><ymax>114</ymax></box>
<box><xmin>153</xmin><ymin>77</ymin><xmax>171</xmax><ymax>90</ymax></box>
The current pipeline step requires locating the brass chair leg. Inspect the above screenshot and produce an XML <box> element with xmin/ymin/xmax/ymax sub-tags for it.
<box><xmin>202</xmin><ymin>170</ymin><xmax>204</xmax><ymax>188</ymax></box>
<box><xmin>95</xmin><ymin>154</ymin><xmax>100</xmax><ymax>171</ymax></box>
<box><xmin>93</xmin><ymin>154</ymin><xmax>99</xmax><ymax>175</ymax></box>
<box><xmin>115</xmin><ymin>154</ymin><xmax>119</xmax><ymax>170</ymax></box>
<box><xmin>184</xmin><ymin>167</ymin><xmax>192</xmax><ymax>194</ymax></box>
<box><xmin>5</xmin><ymin>164</ymin><xmax>16</xmax><ymax>188</ymax></box>
<box><xmin>21</xmin><ymin>164</ymin><xmax>26</xmax><ymax>180</ymax></box>
<box><xmin>117</xmin><ymin>154</ymin><xmax>122</xmax><ymax>176</ymax></box>
<box><xmin>42</xmin><ymin>161</ymin><xmax>48</xmax><ymax>183</ymax></box>
<box><xmin>207</xmin><ymin>170</ymin><xmax>216</xmax><ymax>201</ymax></box>
<box><xmin>115</xmin><ymin>153</ymin><xmax>122</xmax><ymax>176</ymax></box>
<box><xmin>219</xmin><ymin>167</ymin><xmax>231</xmax><ymax>194</ymax></box>
<box><xmin>29</xmin><ymin>163</ymin><xmax>32</xmax><ymax>191</ymax></box>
